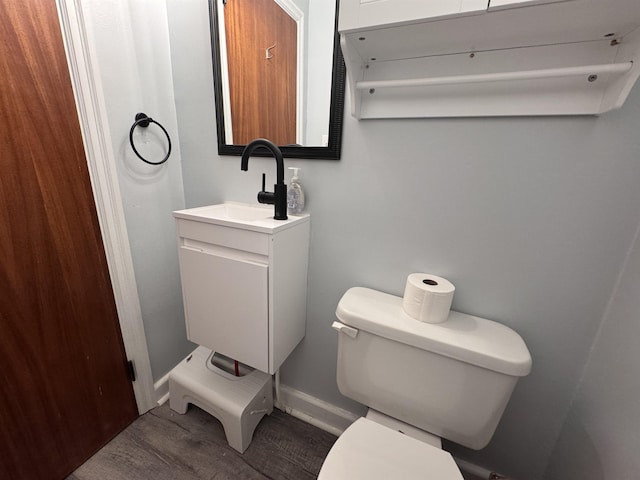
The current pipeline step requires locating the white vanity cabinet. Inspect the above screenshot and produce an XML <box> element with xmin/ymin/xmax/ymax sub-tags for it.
<box><xmin>174</xmin><ymin>203</ymin><xmax>310</xmax><ymax>374</ymax></box>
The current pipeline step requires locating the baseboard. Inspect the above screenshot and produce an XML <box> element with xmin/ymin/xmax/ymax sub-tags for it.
<box><xmin>276</xmin><ymin>383</ymin><xmax>496</xmax><ymax>479</ymax></box>
<box><xmin>154</xmin><ymin>371</ymin><xmax>171</xmax><ymax>406</ymax></box>
<box><xmin>277</xmin><ymin>384</ymin><xmax>359</xmax><ymax>437</ymax></box>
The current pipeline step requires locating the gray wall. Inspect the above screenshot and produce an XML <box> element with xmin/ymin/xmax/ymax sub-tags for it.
<box><xmin>544</xmin><ymin>223</ymin><xmax>640</xmax><ymax>479</ymax></box>
<box><xmin>83</xmin><ymin>0</ymin><xmax>193</xmax><ymax>380</ymax></box>
<box><xmin>167</xmin><ymin>1</ymin><xmax>640</xmax><ymax>478</ymax></box>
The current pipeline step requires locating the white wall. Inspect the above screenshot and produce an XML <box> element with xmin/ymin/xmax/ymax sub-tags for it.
<box><xmin>544</xmin><ymin>221</ymin><xmax>640</xmax><ymax>479</ymax></box>
<box><xmin>82</xmin><ymin>0</ymin><xmax>193</xmax><ymax>380</ymax></box>
<box><xmin>166</xmin><ymin>2</ymin><xmax>640</xmax><ymax>478</ymax></box>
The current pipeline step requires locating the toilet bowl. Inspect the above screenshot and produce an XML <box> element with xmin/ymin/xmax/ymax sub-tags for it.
<box><xmin>318</xmin><ymin>417</ymin><xmax>463</xmax><ymax>480</ymax></box>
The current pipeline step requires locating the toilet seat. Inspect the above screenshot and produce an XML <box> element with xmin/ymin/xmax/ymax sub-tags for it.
<box><xmin>318</xmin><ymin>418</ymin><xmax>463</xmax><ymax>480</ymax></box>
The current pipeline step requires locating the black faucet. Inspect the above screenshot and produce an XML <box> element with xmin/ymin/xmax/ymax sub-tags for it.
<box><xmin>241</xmin><ymin>138</ymin><xmax>288</xmax><ymax>220</ymax></box>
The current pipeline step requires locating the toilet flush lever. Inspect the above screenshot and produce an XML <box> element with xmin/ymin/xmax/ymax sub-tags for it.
<box><xmin>332</xmin><ymin>321</ymin><xmax>359</xmax><ymax>339</ymax></box>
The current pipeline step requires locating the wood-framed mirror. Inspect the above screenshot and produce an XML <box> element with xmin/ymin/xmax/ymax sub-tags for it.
<box><xmin>209</xmin><ymin>0</ymin><xmax>345</xmax><ymax>160</ymax></box>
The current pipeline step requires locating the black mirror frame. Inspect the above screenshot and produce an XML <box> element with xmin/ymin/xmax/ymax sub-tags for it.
<box><xmin>209</xmin><ymin>0</ymin><xmax>346</xmax><ymax>160</ymax></box>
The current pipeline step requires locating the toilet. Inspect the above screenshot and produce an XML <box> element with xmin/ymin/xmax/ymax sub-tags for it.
<box><xmin>319</xmin><ymin>287</ymin><xmax>532</xmax><ymax>479</ymax></box>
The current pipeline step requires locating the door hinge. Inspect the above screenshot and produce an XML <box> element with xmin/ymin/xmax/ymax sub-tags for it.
<box><xmin>127</xmin><ymin>359</ymin><xmax>137</xmax><ymax>382</ymax></box>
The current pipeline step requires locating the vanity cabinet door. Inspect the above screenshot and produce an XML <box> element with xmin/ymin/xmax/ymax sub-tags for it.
<box><xmin>179</xmin><ymin>247</ymin><xmax>269</xmax><ymax>372</ymax></box>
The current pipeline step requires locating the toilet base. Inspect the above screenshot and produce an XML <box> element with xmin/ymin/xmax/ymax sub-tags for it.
<box><xmin>169</xmin><ymin>346</ymin><xmax>273</xmax><ymax>453</ymax></box>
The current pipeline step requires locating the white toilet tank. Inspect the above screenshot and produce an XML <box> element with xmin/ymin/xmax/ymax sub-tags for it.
<box><xmin>333</xmin><ymin>287</ymin><xmax>532</xmax><ymax>450</ymax></box>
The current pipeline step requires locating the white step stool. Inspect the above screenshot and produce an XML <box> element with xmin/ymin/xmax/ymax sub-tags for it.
<box><xmin>169</xmin><ymin>346</ymin><xmax>273</xmax><ymax>453</ymax></box>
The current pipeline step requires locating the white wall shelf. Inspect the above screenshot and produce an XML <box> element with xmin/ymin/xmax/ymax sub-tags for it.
<box><xmin>339</xmin><ymin>0</ymin><xmax>640</xmax><ymax>118</ymax></box>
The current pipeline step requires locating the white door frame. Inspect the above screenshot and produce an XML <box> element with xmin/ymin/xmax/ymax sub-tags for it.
<box><xmin>56</xmin><ymin>0</ymin><xmax>156</xmax><ymax>414</ymax></box>
<box><xmin>274</xmin><ymin>0</ymin><xmax>305</xmax><ymax>145</ymax></box>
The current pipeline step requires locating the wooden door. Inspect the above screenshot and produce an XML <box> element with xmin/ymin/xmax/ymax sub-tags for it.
<box><xmin>0</xmin><ymin>1</ymin><xmax>138</xmax><ymax>478</ymax></box>
<box><xmin>224</xmin><ymin>0</ymin><xmax>297</xmax><ymax>145</ymax></box>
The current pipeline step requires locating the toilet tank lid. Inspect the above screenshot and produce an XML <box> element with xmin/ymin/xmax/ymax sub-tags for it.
<box><xmin>336</xmin><ymin>287</ymin><xmax>532</xmax><ymax>377</ymax></box>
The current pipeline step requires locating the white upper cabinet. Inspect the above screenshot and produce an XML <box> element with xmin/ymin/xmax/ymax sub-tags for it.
<box><xmin>488</xmin><ymin>0</ymin><xmax>571</xmax><ymax>10</ymax></box>
<box><xmin>339</xmin><ymin>0</ymin><xmax>487</xmax><ymax>32</ymax></box>
<box><xmin>339</xmin><ymin>0</ymin><xmax>575</xmax><ymax>33</ymax></box>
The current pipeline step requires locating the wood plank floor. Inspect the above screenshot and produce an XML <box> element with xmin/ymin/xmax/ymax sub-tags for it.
<box><xmin>67</xmin><ymin>403</ymin><xmax>337</xmax><ymax>480</ymax></box>
<box><xmin>67</xmin><ymin>402</ymin><xmax>486</xmax><ymax>480</ymax></box>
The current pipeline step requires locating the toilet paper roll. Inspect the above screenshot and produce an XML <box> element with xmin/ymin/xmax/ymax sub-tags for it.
<box><xmin>402</xmin><ymin>273</ymin><xmax>455</xmax><ymax>324</ymax></box>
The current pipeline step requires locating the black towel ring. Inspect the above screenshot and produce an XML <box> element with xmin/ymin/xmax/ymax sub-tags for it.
<box><xmin>129</xmin><ymin>112</ymin><xmax>172</xmax><ymax>165</ymax></box>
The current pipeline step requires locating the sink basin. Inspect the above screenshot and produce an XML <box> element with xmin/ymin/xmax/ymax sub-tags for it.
<box><xmin>173</xmin><ymin>202</ymin><xmax>308</xmax><ymax>233</ymax></box>
<box><xmin>214</xmin><ymin>202</ymin><xmax>274</xmax><ymax>222</ymax></box>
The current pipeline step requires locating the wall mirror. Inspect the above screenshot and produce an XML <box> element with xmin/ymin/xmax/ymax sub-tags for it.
<box><xmin>209</xmin><ymin>0</ymin><xmax>345</xmax><ymax>160</ymax></box>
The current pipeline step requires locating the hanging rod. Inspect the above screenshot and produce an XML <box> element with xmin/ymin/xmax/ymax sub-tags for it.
<box><xmin>356</xmin><ymin>62</ymin><xmax>634</xmax><ymax>90</ymax></box>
